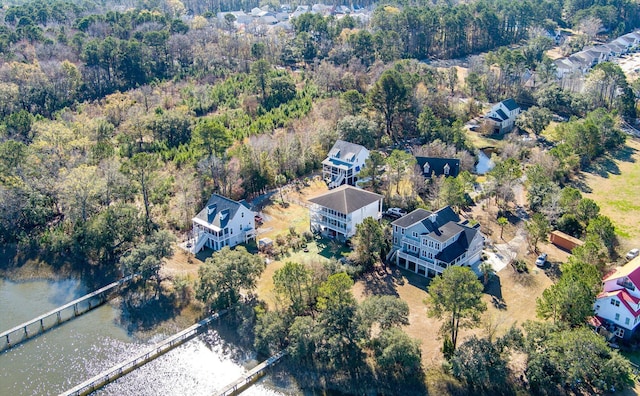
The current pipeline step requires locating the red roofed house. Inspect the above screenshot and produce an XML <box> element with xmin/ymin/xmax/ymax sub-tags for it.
<box><xmin>593</xmin><ymin>257</ymin><xmax>640</xmax><ymax>339</ymax></box>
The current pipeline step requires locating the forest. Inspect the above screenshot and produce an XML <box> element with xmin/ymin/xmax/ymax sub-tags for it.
<box><xmin>1</xmin><ymin>0</ymin><xmax>640</xmax><ymax>393</ymax></box>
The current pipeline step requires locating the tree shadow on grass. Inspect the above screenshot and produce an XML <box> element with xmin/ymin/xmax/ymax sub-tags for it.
<box><xmin>393</xmin><ymin>266</ymin><xmax>431</xmax><ymax>292</ymax></box>
<box><xmin>567</xmin><ymin>172</ymin><xmax>593</xmax><ymax>194</ymax></box>
<box><xmin>586</xmin><ymin>156</ymin><xmax>620</xmax><ymax>178</ymax></box>
<box><xmin>613</xmin><ymin>144</ymin><xmax>637</xmax><ymax>163</ymax></box>
<box><xmin>360</xmin><ymin>265</ymin><xmax>400</xmax><ymax>297</ymax></box>
<box><xmin>483</xmin><ymin>275</ymin><xmax>507</xmax><ymax>310</ymax></box>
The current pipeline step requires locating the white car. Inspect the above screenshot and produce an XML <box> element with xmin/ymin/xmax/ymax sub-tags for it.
<box><xmin>386</xmin><ymin>208</ymin><xmax>406</xmax><ymax>218</ymax></box>
<box><xmin>626</xmin><ymin>248</ymin><xmax>640</xmax><ymax>260</ymax></box>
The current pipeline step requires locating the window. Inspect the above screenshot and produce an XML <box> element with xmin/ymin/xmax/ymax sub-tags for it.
<box><xmin>614</xmin><ymin>327</ymin><xmax>625</xmax><ymax>338</ymax></box>
<box><xmin>611</xmin><ymin>299</ymin><xmax>620</xmax><ymax>307</ymax></box>
<box><xmin>615</xmin><ymin>313</ymin><xmax>620</xmax><ymax>321</ymax></box>
<box><xmin>625</xmin><ymin>317</ymin><xmax>631</xmax><ymax>325</ymax></box>
<box><xmin>242</xmin><ymin>212</ymin><xmax>244</xmax><ymax>217</ymax></box>
<box><xmin>435</xmin><ymin>243</ymin><xmax>440</xmax><ymax>250</ymax></box>
<box><xmin>401</xmin><ymin>229</ymin><xmax>405</xmax><ymax>235</ymax></box>
<box><xmin>394</xmin><ymin>237</ymin><xmax>398</xmax><ymax>244</ymax></box>
<box><xmin>412</xmin><ymin>232</ymin><xmax>418</xmax><ymax>238</ymax></box>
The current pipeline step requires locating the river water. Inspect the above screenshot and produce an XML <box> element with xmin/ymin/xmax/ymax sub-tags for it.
<box><xmin>0</xmin><ymin>278</ymin><xmax>294</xmax><ymax>396</ymax></box>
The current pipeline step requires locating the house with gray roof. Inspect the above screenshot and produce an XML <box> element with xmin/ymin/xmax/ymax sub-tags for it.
<box><xmin>308</xmin><ymin>185</ymin><xmax>382</xmax><ymax>241</ymax></box>
<box><xmin>190</xmin><ymin>194</ymin><xmax>256</xmax><ymax>253</ymax></box>
<box><xmin>485</xmin><ymin>98</ymin><xmax>520</xmax><ymax>134</ymax></box>
<box><xmin>390</xmin><ymin>207</ymin><xmax>484</xmax><ymax>278</ymax></box>
<box><xmin>322</xmin><ymin>140</ymin><xmax>370</xmax><ymax>189</ymax></box>
<box><xmin>416</xmin><ymin>157</ymin><xmax>460</xmax><ymax>178</ymax></box>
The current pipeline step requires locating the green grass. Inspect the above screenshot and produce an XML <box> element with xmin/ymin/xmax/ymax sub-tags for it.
<box><xmin>583</xmin><ymin>140</ymin><xmax>640</xmax><ymax>246</ymax></box>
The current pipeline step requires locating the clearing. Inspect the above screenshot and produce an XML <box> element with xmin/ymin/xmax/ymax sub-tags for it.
<box><xmin>581</xmin><ymin>138</ymin><xmax>640</xmax><ymax>251</ymax></box>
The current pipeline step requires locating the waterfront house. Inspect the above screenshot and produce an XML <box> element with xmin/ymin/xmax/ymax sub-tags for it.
<box><xmin>190</xmin><ymin>194</ymin><xmax>256</xmax><ymax>253</ymax></box>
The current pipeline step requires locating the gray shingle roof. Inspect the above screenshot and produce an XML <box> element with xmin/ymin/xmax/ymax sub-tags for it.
<box><xmin>436</xmin><ymin>227</ymin><xmax>478</xmax><ymax>263</ymax></box>
<box><xmin>416</xmin><ymin>157</ymin><xmax>460</xmax><ymax>178</ymax></box>
<box><xmin>502</xmin><ymin>98</ymin><xmax>519</xmax><ymax>111</ymax></box>
<box><xmin>495</xmin><ymin>108</ymin><xmax>508</xmax><ymax>121</ymax></box>
<box><xmin>392</xmin><ymin>208</ymin><xmax>432</xmax><ymax>227</ymax></box>
<box><xmin>327</xmin><ymin>140</ymin><xmax>367</xmax><ymax>163</ymax></box>
<box><xmin>194</xmin><ymin>194</ymin><xmax>247</xmax><ymax>228</ymax></box>
<box><xmin>308</xmin><ymin>185</ymin><xmax>382</xmax><ymax>214</ymax></box>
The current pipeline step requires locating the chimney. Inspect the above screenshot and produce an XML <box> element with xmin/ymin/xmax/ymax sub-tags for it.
<box><xmin>429</xmin><ymin>213</ymin><xmax>438</xmax><ymax>224</ymax></box>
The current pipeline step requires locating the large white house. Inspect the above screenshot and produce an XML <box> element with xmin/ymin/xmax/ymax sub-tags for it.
<box><xmin>322</xmin><ymin>140</ymin><xmax>370</xmax><ymax>189</ymax></box>
<box><xmin>389</xmin><ymin>207</ymin><xmax>484</xmax><ymax>278</ymax></box>
<box><xmin>190</xmin><ymin>194</ymin><xmax>256</xmax><ymax>254</ymax></box>
<box><xmin>308</xmin><ymin>185</ymin><xmax>382</xmax><ymax>241</ymax></box>
<box><xmin>485</xmin><ymin>98</ymin><xmax>520</xmax><ymax>134</ymax></box>
<box><xmin>593</xmin><ymin>257</ymin><xmax>640</xmax><ymax>340</ymax></box>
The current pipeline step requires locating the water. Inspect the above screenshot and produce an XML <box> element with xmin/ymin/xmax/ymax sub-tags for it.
<box><xmin>0</xmin><ymin>279</ymin><xmax>293</xmax><ymax>396</ymax></box>
<box><xmin>475</xmin><ymin>150</ymin><xmax>495</xmax><ymax>175</ymax></box>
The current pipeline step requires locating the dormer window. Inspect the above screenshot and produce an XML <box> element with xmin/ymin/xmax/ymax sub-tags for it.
<box><xmin>443</xmin><ymin>163</ymin><xmax>450</xmax><ymax>175</ymax></box>
<box><xmin>423</xmin><ymin>162</ymin><xmax>430</xmax><ymax>174</ymax></box>
<box><xmin>617</xmin><ymin>277</ymin><xmax>636</xmax><ymax>291</ymax></box>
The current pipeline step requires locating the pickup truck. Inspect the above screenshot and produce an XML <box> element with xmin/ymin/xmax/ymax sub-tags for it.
<box><xmin>385</xmin><ymin>208</ymin><xmax>407</xmax><ymax>219</ymax></box>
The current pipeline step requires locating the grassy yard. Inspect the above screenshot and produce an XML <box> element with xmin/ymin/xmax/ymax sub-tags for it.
<box><xmin>582</xmin><ymin>138</ymin><xmax>640</xmax><ymax>250</ymax></box>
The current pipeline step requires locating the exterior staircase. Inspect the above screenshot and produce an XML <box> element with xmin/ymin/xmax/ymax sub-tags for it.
<box><xmin>329</xmin><ymin>173</ymin><xmax>345</xmax><ymax>189</ymax></box>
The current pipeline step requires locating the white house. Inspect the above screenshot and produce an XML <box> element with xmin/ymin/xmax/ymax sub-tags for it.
<box><xmin>593</xmin><ymin>257</ymin><xmax>640</xmax><ymax>340</ymax></box>
<box><xmin>308</xmin><ymin>185</ymin><xmax>383</xmax><ymax>241</ymax></box>
<box><xmin>190</xmin><ymin>194</ymin><xmax>256</xmax><ymax>254</ymax></box>
<box><xmin>389</xmin><ymin>207</ymin><xmax>484</xmax><ymax>278</ymax></box>
<box><xmin>485</xmin><ymin>98</ymin><xmax>520</xmax><ymax>134</ymax></box>
<box><xmin>322</xmin><ymin>140</ymin><xmax>370</xmax><ymax>189</ymax></box>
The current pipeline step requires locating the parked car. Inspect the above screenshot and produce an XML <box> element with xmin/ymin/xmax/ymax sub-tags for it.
<box><xmin>254</xmin><ymin>214</ymin><xmax>263</xmax><ymax>223</ymax></box>
<box><xmin>535</xmin><ymin>253</ymin><xmax>547</xmax><ymax>267</ymax></box>
<box><xmin>626</xmin><ymin>248</ymin><xmax>640</xmax><ymax>260</ymax></box>
<box><xmin>385</xmin><ymin>208</ymin><xmax>407</xmax><ymax>219</ymax></box>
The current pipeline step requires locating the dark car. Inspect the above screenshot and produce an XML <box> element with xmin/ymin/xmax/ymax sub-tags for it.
<box><xmin>535</xmin><ymin>253</ymin><xmax>547</xmax><ymax>267</ymax></box>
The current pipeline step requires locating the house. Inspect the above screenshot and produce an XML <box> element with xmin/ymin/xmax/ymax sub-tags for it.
<box><xmin>593</xmin><ymin>257</ymin><xmax>640</xmax><ymax>339</ymax></box>
<box><xmin>308</xmin><ymin>185</ymin><xmax>383</xmax><ymax>241</ymax></box>
<box><xmin>190</xmin><ymin>194</ymin><xmax>256</xmax><ymax>253</ymax></box>
<box><xmin>415</xmin><ymin>157</ymin><xmax>460</xmax><ymax>178</ymax></box>
<box><xmin>389</xmin><ymin>207</ymin><xmax>484</xmax><ymax>278</ymax></box>
<box><xmin>485</xmin><ymin>98</ymin><xmax>521</xmax><ymax>134</ymax></box>
<box><xmin>322</xmin><ymin>140</ymin><xmax>370</xmax><ymax>189</ymax></box>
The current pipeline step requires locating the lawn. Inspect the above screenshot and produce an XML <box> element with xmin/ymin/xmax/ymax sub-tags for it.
<box><xmin>582</xmin><ymin>139</ymin><xmax>640</xmax><ymax>250</ymax></box>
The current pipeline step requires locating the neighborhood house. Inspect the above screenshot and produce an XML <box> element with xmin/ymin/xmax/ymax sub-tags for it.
<box><xmin>190</xmin><ymin>194</ymin><xmax>256</xmax><ymax>253</ymax></box>
<box><xmin>593</xmin><ymin>257</ymin><xmax>640</xmax><ymax>340</ymax></box>
<box><xmin>322</xmin><ymin>140</ymin><xmax>370</xmax><ymax>189</ymax></box>
<box><xmin>484</xmin><ymin>98</ymin><xmax>520</xmax><ymax>134</ymax></box>
<box><xmin>389</xmin><ymin>207</ymin><xmax>484</xmax><ymax>278</ymax></box>
<box><xmin>308</xmin><ymin>185</ymin><xmax>383</xmax><ymax>241</ymax></box>
<box><xmin>415</xmin><ymin>157</ymin><xmax>460</xmax><ymax>178</ymax></box>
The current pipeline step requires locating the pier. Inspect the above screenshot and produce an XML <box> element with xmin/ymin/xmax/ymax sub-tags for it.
<box><xmin>60</xmin><ymin>310</ymin><xmax>227</xmax><ymax>396</ymax></box>
<box><xmin>0</xmin><ymin>275</ymin><xmax>133</xmax><ymax>352</ymax></box>
<box><xmin>216</xmin><ymin>350</ymin><xmax>287</xmax><ymax>396</ymax></box>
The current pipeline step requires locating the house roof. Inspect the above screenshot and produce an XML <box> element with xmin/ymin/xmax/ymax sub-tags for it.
<box><xmin>495</xmin><ymin>108</ymin><xmax>508</xmax><ymax>121</ymax></box>
<box><xmin>326</xmin><ymin>140</ymin><xmax>367</xmax><ymax>163</ymax></box>
<box><xmin>416</xmin><ymin>157</ymin><xmax>460</xmax><ymax>178</ymax></box>
<box><xmin>603</xmin><ymin>256</ymin><xmax>640</xmax><ymax>287</ymax></box>
<box><xmin>501</xmin><ymin>98</ymin><xmax>519</xmax><ymax>111</ymax></box>
<box><xmin>308</xmin><ymin>185</ymin><xmax>382</xmax><ymax>214</ymax></box>
<box><xmin>194</xmin><ymin>194</ymin><xmax>249</xmax><ymax>230</ymax></box>
<box><xmin>597</xmin><ymin>289</ymin><xmax>640</xmax><ymax>319</ymax></box>
<box><xmin>391</xmin><ymin>208</ymin><xmax>431</xmax><ymax>228</ymax></box>
<box><xmin>436</xmin><ymin>227</ymin><xmax>478</xmax><ymax>263</ymax></box>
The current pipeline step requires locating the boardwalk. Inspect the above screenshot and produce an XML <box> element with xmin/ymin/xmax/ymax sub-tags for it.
<box><xmin>60</xmin><ymin>310</ymin><xmax>227</xmax><ymax>396</ymax></box>
<box><xmin>0</xmin><ymin>275</ymin><xmax>133</xmax><ymax>352</ymax></box>
<box><xmin>216</xmin><ymin>350</ymin><xmax>287</xmax><ymax>396</ymax></box>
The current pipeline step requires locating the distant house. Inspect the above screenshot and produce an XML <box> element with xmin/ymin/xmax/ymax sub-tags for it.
<box><xmin>593</xmin><ymin>257</ymin><xmax>640</xmax><ymax>340</ymax></box>
<box><xmin>322</xmin><ymin>140</ymin><xmax>370</xmax><ymax>189</ymax></box>
<box><xmin>415</xmin><ymin>157</ymin><xmax>460</xmax><ymax>178</ymax></box>
<box><xmin>308</xmin><ymin>185</ymin><xmax>383</xmax><ymax>241</ymax></box>
<box><xmin>389</xmin><ymin>207</ymin><xmax>484</xmax><ymax>278</ymax></box>
<box><xmin>485</xmin><ymin>98</ymin><xmax>521</xmax><ymax>134</ymax></box>
<box><xmin>190</xmin><ymin>194</ymin><xmax>256</xmax><ymax>253</ymax></box>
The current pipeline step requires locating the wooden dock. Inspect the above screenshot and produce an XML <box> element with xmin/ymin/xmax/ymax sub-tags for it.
<box><xmin>60</xmin><ymin>310</ymin><xmax>227</xmax><ymax>396</ymax></box>
<box><xmin>216</xmin><ymin>350</ymin><xmax>287</xmax><ymax>396</ymax></box>
<box><xmin>0</xmin><ymin>275</ymin><xmax>133</xmax><ymax>352</ymax></box>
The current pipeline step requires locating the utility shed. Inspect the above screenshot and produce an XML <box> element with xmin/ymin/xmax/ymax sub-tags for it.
<box><xmin>550</xmin><ymin>230</ymin><xmax>584</xmax><ymax>251</ymax></box>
